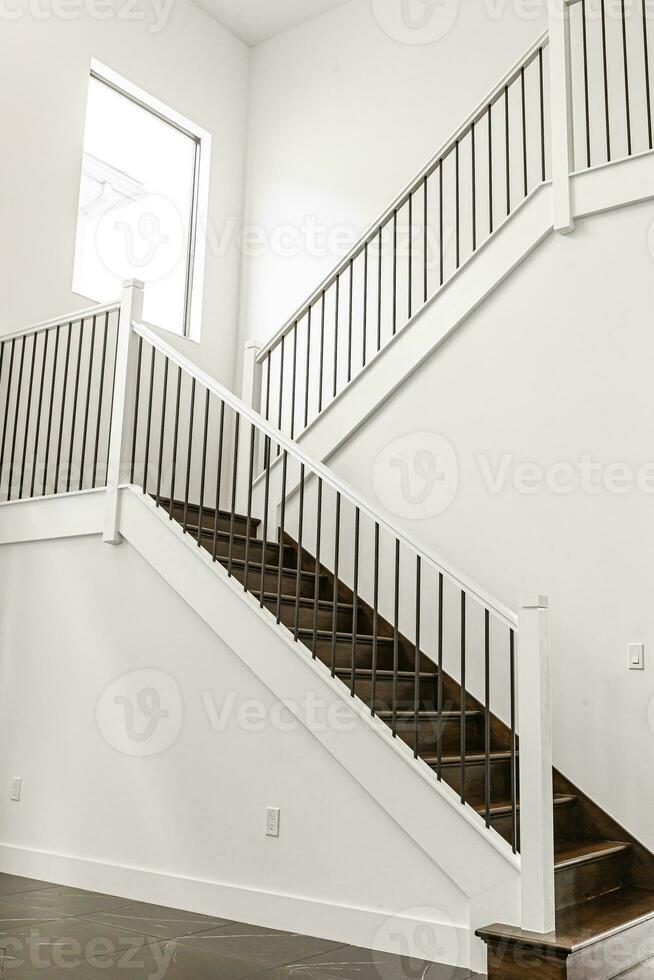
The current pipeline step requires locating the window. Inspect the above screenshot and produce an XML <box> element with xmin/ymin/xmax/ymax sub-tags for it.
<box><xmin>73</xmin><ymin>63</ymin><xmax>210</xmax><ymax>340</ymax></box>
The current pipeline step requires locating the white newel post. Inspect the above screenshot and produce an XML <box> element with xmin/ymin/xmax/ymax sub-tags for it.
<box><xmin>236</xmin><ymin>340</ymin><xmax>262</xmax><ymax>511</ymax></box>
<box><xmin>549</xmin><ymin>0</ymin><xmax>577</xmax><ymax>233</ymax></box>
<box><xmin>103</xmin><ymin>279</ymin><xmax>144</xmax><ymax>545</ymax></box>
<box><xmin>518</xmin><ymin>594</ymin><xmax>556</xmax><ymax>934</ymax></box>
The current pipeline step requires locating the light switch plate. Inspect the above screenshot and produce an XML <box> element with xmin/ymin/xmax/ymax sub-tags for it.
<box><xmin>10</xmin><ymin>777</ymin><xmax>22</xmax><ymax>802</ymax></box>
<box><xmin>628</xmin><ymin>643</ymin><xmax>645</xmax><ymax>670</ymax></box>
<box><xmin>266</xmin><ymin>807</ymin><xmax>280</xmax><ymax>837</ymax></box>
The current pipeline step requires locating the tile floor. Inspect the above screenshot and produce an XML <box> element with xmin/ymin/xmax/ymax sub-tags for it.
<box><xmin>0</xmin><ymin>874</ymin><xmax>484</xmax><ymax>979</ymax></box>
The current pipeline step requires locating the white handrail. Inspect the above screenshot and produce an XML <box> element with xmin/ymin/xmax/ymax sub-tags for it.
<box><xmin>1</xmin><ymin>301</ymin><xmax>120</xmax><ymax>344</ymax></box>
<box><xmin>133</xmin><ymin>318</ymin><xmax>518</xmax><ymax>631</ymax></box>
<box><xmin>256</xmin><ymin>29</ymin><xmax>549</xmax><ymax>364</ymax></box>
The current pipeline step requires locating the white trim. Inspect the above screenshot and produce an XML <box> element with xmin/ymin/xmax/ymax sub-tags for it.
<box><xmin>0</xmin><ymin>843</ymin><xmax>470</xmax><ymax>968</ymax></box>
<box><xmin>1</xmin><ymin>301</ymin><xmax>119</xmax><ymax>343</ymax></box>
<box><xmin>132</xmin><ymin>321</ymin><xmax>518</xmax><ymax>630</ymax></box>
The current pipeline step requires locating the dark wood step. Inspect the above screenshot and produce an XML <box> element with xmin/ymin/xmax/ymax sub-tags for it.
<box><xmin>473</xmin><ymin>794</ymin><xmax>577</xmax><ymax>849</ymax></box>
<box><xmin>477</xmin><ymin>886</ymin><xmax>654</xmax><ymax>979</ymax></box>
<box><xmin>193</xmin><ymin>526</ymin><xmax>293</xmax><ymax>565</ymax></box>
<box><xmin>256</xmin><ymin>593</ymin><xmax>356</xmax><ymax>632</ymax></box>
<box><xmin>330</xmin><ymin>667</ymin><xmax>438</xmax><ymax>712</ymax></box>
<box><xmin>437</xmin><ymin>751</ymin><xmax>517</xmax><ymax>804</ymax></box>
<box><xmin>379</xmin><ymin>709</ymin><xmax>486</xmax><ymax>755</ymax></box>
<box><xmin>228</xmin><ymin>560</ymin><xmax>325</xmax><ymax>598</ymax></box>
<box><xmin>554</xmin><ymin>840</ymin><xmax>631</xmax><ymax>912</ymax></box>
<box><xmin>297</xmin><ymin>630</ymin><xmax>399</xmax><ymax>670</ymax></box>
<box><xmin>156</xmin><ymin>497</ymin><xmax>259</xmax><ymax>536</ymax></box>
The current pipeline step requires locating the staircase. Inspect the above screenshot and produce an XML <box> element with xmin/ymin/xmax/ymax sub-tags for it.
<box><xmin>162</xmin><ymin>492</ymin><xmax>654</xmax><ymax>980</ymax></box>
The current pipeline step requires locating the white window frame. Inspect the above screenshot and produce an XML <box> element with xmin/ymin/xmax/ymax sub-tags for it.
<box><xmin>73</xmin><ymin>59</ymin><xmax>212</xmax><ymax>343</ymax></box>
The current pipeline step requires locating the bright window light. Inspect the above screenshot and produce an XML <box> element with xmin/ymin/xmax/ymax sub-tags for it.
<box><xmin>73</xmin><ymin>69</ymin><xmax>207</xmax><ymax>338</ymax></box>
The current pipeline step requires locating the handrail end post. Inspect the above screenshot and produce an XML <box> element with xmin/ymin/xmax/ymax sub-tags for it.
<box><xmin>518</xmin><ymin>593</ymin><xmax>555</xmax><ymax>934</ymax></box>
<box><xmin>549</xmin><ymin>0</ymin><xmax>576</xmax><ymax>234</ymax></box>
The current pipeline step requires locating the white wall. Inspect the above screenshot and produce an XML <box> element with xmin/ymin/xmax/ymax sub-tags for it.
<box><xmin>0</xmin><ymin>6</ymin><xmax>250</xmax><ymax>391</ymax></box>
<box><xmin>324</xmin><ymin>199</ymin><xmax>654</xmax><ymax>852</ymax></box>
<box><xmin>237</xmin><ymin>0</ymin><xmax>548</xmax><ymax>369</ymax></box>
<box><xmin>0</xmin><ymin>530</ymin><xmax>469</xmax><ymax>952</ymax></box>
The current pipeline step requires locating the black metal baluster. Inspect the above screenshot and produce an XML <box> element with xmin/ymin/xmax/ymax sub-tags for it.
<box><xmin>333</xmin><ymin>275</ymin><xmax>340</xmax><ymax>397</ymax></box>
<box><xmin>212</xmin><ymin>400</ymin><xmax>226</xmax><ymax>561</ymax></box>
<box><xmin>5</xmin><ymin>336</ymin><xmax>25</xmax><ymax>501</ymax></box>
<box><xmin>455</xmin><ymin>140</ymin><xmax>460</xmax><ymax>270</ymax></box>
<box><xmin>318</xmin><ymin>292</ymin><xmax>325</xmax><ymax>413</ymax></box>
<box><xmin>485</xmin><ymin>609</ymin><xmax>491</xmax><ymax>828</ymax></box>
<box><xmin>350</xmin><ymin>507</ymin><xmax>360</xmax><ymax>698</ymax></box>
<box><xmin>168</xmin><ymin>366</ymin><xmax>182</xmax><ymax>521</ymax></box>
<box><xmin>510</xmin><ymin>628</ymin><xmax>518</xmax><ymax>853</ymax></box>
<box><xmin>142</xmin><ymin>345</ymin><xmax>156</xmax><ymax>494</ymax></box>
<box><xmin>42</xmin><ymin>328</ymin><xmax>59</xmax><ymax>496</ymax></box>
<box><xmin>488</xmin><ymin>103</ymin><xmax>494</xmax><ymax>234</ymax></box>
<box><xmin>377</xmin><ymin>226</ymin><xmax>383</xmax><ymax>351</ymax></box>
<box><xmin>304</xmin><ymin>307</ymin><xmax>312</xmax><ymax>429</ymax></box>
<box><xmin>413</xmin><ymin>556</ymin><xmax>421</xmax><ymax>759</ymax></box>
<box><xmin>243</xmin><ymin>423</ymin><xmax>256</xmax><ymax>592</ymax></box>
<box><xmin>581</xmin><ymin>2</ymin><xmax>591</xmax><ymax>168</ymax></box>
<box><xmin>601</xmin><ymin>0</ymin><xmax>612</xmax><ymax>161</ymax></box>
<box><xmin>392</xmin><ymin>539</ymin><xmax>400</xmax><ymax>738</ymax></box>
<box><xmin>362</xmin><ymin>242</ymin><xmax>369</xmax><ymax>367</ymax></box>
<box><xmin>643</xmin><ymin>0</ymin><xmax>653</xmax><ymax>149</ymax></box>
<box><xmin>227</xmin><ymin>411</ymin><xmax>240</xmax><ymax>576</ymax></box>
<box><xmin>621</xmin><ymin>0</ymin><xmax>632</xmax><ymax>155</ymax></box>
<box><xmin>392</xmin><ymin>208</ymin><xmax>398</xmax><ymax>334</ymax></box>
<box><xmin>311</xmin><ymin>478</ymin><xmax>323</xmax><ymax>658</ymax></box>
<box><xmin>439</xmin><ymin>159</ymin><xmax>444</xmax><ymax>285</ymax></box>
<box><xmin>196</xmin><ymin>388</ymin><xmax>209</xmax><ymax>546</ymax></box>
<box><xmin>65</xmin><ymin>320</ymin><xmax>83</xmax><ymax>493</ymax></box>
<box><xmin>130</xmin><ymin>336</ymin><xmax>143</xmax><ymax>485</ymax></box>
<box><xmin>521</xmin><ymin>66</ymin><xmax>528</xmax><ymax>197</ymax></box>
<box><xmin>182</xmin><ymin>378</ymin><xmax>196</xmax><ymax>533</ymax></box>
<box><xmin>265</xmin><ymin>351</ymin><xmax>272</xmax><ymax>424</ymax></box>
<box><xmin>330</xmin><ymin>492</ymin><xmax>342</xmax><ymax>674</ymax></box>
<box><xmin>91</xmin><ymin>314</ymin><xmax>108</xmax><ymax>490</ymax></box>
<box><xmin>471</xmin><ymin>122</ymin><xmax>477</xmax><ymax>253</ymax></box>
<box><xmin>504</xmin><ymin>85</ymin><xmax>511</xmax><ymax>217</ymax></box>
<box><xmin>423</xmin><ymin>175</ymin><xmax>429</xmax><ymax>302</ymax></box>
<box><xmin>18</xmin><ymin>334</ymin><xmax>37</xmax><ymax>500</ymax></box>
<box><xmin>371</xmin><ymin>522</ymin><xmax>380</xmax><ymax>716</ymax></box>
<box><xmin>276</xmin><ymin>450</ymin><xmax>288</xmax><ymax>622</ymax></box>
<box><xmin>259</xmin><ymin>433</ymin><xmax>271</xmax><ymax>602</ymax></box>
<box><xmin>277</xmin><ymin>335</ymin><xmax>285</xmax><ymax>453</ymax></box>
<box><xmin>294</xmin><ymin>464</ymin><xmax>305</xmax><ymax>640</ymax></box>
<box><xmin>437</xmin><ymin>571</ymin><xmax>444</xmax><ymax>781</ymax></box>
<box><xmin>104</xmin><ymin>317</ymin><xmax>120</xmax><ymax>487</ymax></box>
<box><xmin>347</xmin><ymin>259</ymin><xmax>354</xmax><ymax>382</ymax></box>
<box><xmin>155</xmin><ymin>357</ymin><xmax>169</xmax><ymax>508</ymax></box>
<box><xmin>408</xmin><ymin>194</ymin><xmax>413</xmax><ymax>318</ymax></box>
<box><xmin>540</xmin><ymin>47</ymin><xmax>547</xmax><ymax>180</ymax></box>
<box><xmin>53</xmin><ymin>323</ymin><xmax>72</xmax><ymax>496</ymax></box>
<box><xmin>460</xmin><ymin>590</ymin><xmax>466</xmax><ymax>804</ymax></box>
<box><xmin>30</xmin><ymin>330</ymin><xmax>48</xmax><ymax>499</ymax></box>
<box><xmin>79</xmin><ymin>315</ymin><xmax>96</xmax><ymax>492</ymax></box>
<box><xmin>290</xmin><ymin>323</ymin><xmax>298</xmax><ymax>439</ymax></box>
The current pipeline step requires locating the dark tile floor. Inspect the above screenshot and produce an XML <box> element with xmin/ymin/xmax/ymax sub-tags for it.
<box><xmin>0</xmin><ymin>874</ymin><xmax>483</xmax><ymax>979</ymax></box>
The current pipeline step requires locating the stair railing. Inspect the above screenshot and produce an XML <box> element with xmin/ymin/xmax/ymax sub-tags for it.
<box><xmin>104</xmin><ymin>279</ymin><xmax>554</xmax><ymax>934</ymax></box>
<box><xmin>251</xmin><ymin>31</ymin><xmax>551</xmax><ymax>444</ymax></box>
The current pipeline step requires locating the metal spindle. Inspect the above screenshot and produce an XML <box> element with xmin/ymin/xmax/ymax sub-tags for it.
<box><xmin>64</xmin><ymin>321</ymin><xmax>83</xmax><ymax>494</ymax></box>
<box><xmin>42</xmin><ymin>328</ymin><xmax>59</xmax><ymax>496</ymax></box>
<box><xmin>294</xmin><ymin>464</ymin><xmax>305</xmax><ymax>641</ymax></box>
<box><xmin>318</xmin><ymin>292</ymin><xmax>325</xmax><ymax>413</ymax></box>
<box><xmin>168</xmin><ymin>366</ymin><xmax>182</xmax><ymax>521</ymax></box>
<box><xmin>413</xmin><ymin>556</ymin><xmax>421</xmax><ymax>759</ymax></box>
<box><xmin>155</xmin><ymin>358</ymin><xmax>169</xmax><ymax>507</ymax></box>
<box><xmin>460</xmin><ymin>590</ymin><xmax>467</xmax><ymax>804</ymax></box>
<box><xmin>196</xmin><ymin>388</ymin><xmax>209</xmax><ymax>545</ymax></box>
<box><xmin>350</xmin><ymin>507</ymin><xmax>360</xmax><ymax>698</ymax></box>
<box><xmin>423</xmin><ymin>175</ymin><xmax>429</xmax><ymax>302</ymax></box>
<box><xmin>371</xmin><ymin>522</ymin><xmax>380</xmax><ymax>716</ymax></box>
<box><xmin>130</xmin><ymin>335</ymin><xmax>143</xmax><ymax>486</ymax></box>
<box><xmin>304</xmin><ymin>307</ymin><xmax>312</xmax><ymax>429</ymax></box>
<box><xmin>439</xmin><ymin>159</ymin><xmax>444</xmax><ymax>286</ymax></box>
<box><xmin>455</xmin><ymin>140</ymin><xmax>460</xmax><ymax>270</ymax></box>
<box><xmin>277</xmin><ymin>335</ymin><xmax>285</xmax><ymax>454</ymax></box>
<box><xmin>333</xmin><ymin>275</ymin><xmax>340</xmax><ymax>397</ymax></box>
<box><xmin>311</xmin><ymin>478</ymin><xmax>323</xmax><ymax>658</ymax></box>
<box><xmin>91</xmin><ymin>315</ymin><xmax>108</xmax><ymax>490</ymax></box>
<box><xmin>227</xmin><ymin>411</ymin><xmax>240</xmax><ymax>576</ymax></box>
<box><xmin>142</xmin><ymin>345</ymin><xmax>156</xmax><ymax>494</ymax></box>
<box><xmin>347</xmin><ymin>259</ymin><xmax>354</xmax><ymax>382</ymax></box>
<box><xmin>276</xmin><ymin>450</ymin><xmax>288</xmax><ymax>622</ymax></box>
<box><xmin>392</xmin><ymin>209</ymin><xmax>398</xmax><ymax>334</ymax></box>
<box><xmin>504</xmin><ymin>85</ymin><xmax>511</xmax><ymax>217</ymax></box>
<box><xmin>30</xmin><ymin>330</ymin><xmax>48</xmax><ymax>499</ymax></box>
<box><xmin>510</xmin><ymin>628</ymin><xmax>518</xmax><ymax>853</ymax></box>
<box><xmin>521</xmin><ymin>66</ymin><xmax>528</xmax><ymax>197</ymax></box>
<box><xmin>601</xmin><ymin>0</ymin><xmax>612</xmax><ymax>161</ymax></box>
<box><xmin>408</xmin><ymin>194</ymin><xmax>413</xmax><ymax>318</ymax></box>
<box><xmin>621</xmin><ymin>0</ymin><xmax>632</xmax><ymax>156</ymax></box>
<box><xmin>643</xmin><ymin>0</ymin><xmax>653</xmax><ymax>149</ymax></box>
<box><xmin>437</xmin><ymin>572</ymin><xmax>444</xmax><ymax>781</ymax></box>
<box><xmin>259</xmin><ymin>434</ymin><xmax>271</xmax><ymax>601</ymax></box>
<box><xmin>471</xmin><ymin>121</ymin><xmax>477</xmax><ymax>253</ymax></box>
<box><xmin>212</xmin><ymin>400</ymin><xmax>226</xmax><ymax>561</ymax></box>
<box><xmin>7</xmin><ymin>336</ymin><xmax>26</xmax><ymax>501</ymax></box>
<box><xmin>580</xmin><ymin>2</ymin><xmax>591</xmax><ymax>168</ymax></box>
<box><xmin>362</xmin><ymin>242</ymin><xmax>369</xmax><ymax>367</ymax></box>
<box><xmin>78</xmin><ymin>315</ymin><xmax>96</xmax><ymax>492</ymax></box>
<box><xmin>104</xmin><ymin>318</ymin><xmax>120</xmax><ymax>486</ymax></box>
<box><xmin>243</xmin><ymin>423</ymin><xmax>256</xmax><ymax>591</ymax></box>
<box><xmin>484</xmin><ymin>609</ymin><xmax>491</xmax><ymax>829</ymax></box>
<box><xmin>377</xmin><ymin>226</ymin><xmax>383</xmax><ymax>351</ymax></box>
<box><xmin>265</xmin><ymin>350</ymin><xmax>271</xmax><ymax>424</ymax></box>
<box><xmin>18</xmin><ymin>334</ymin><xmax>37</xmax><ymax>500</ymax></box>
<box><xmin>330</xmin><ymin>491</ymin><xmax>341</xmax><ymax>675</ymax></box>
<box><xmin>290</xmin><ymin>323</ymin><xmax>298</xmax><ymax>440</ymax></box>
<box><xmin>53</xmin><ymin>324</ymin><xmax>71</xmax><ymax>495</ymax></box>
<box><xmin>392</xmin><ymin>539</ymin><xmax>400</xmax><ymax>738</ymax></box>
<box><xmin>488</xmin><ymin>103</ymin><xmax>494</xmax><ymax>234</ymax></box>
<box><xmin>182</xmin><ymin>378</ymin><xmax>196</xmax><ymax>533</ymax></box>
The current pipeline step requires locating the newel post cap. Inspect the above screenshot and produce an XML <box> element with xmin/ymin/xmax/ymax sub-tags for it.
<box><xmin>519</xmin><ymin>594</ymin><xmax>550</xmax><ymax>610</ymax></box>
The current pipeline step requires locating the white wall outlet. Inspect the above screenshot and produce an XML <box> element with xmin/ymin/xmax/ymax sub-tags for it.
<box><xmin>10</xmin><ymin>777</ymin><xmax>22</xmax><ymax>802</ymax></box>
<box><xmin>265</xmin><ymin>807</ymin><xmax>280</xmax><ymax>837</ymax></box>
<box><xmin>628</xmin><ymin>643</ymin><xmax>645</xmax><ymax>671</ymax></box>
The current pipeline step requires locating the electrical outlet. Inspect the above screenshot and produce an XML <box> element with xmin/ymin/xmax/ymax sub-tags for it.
<box><xmin>628</xmin><ymin>643</ymin><xmax>645</xmax><ymax>670</ymax></box>
<box><xmin>10</xmin><ymin>777</ymin><xmax>22</xmax><ymax>802</ymax></box>
<box><xmin>266</xmin><ymin>807</ymin><xmax>280</xmax><ymax>837</ymax></box>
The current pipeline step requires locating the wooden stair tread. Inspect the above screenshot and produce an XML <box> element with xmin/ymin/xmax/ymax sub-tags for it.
<box><xmin>155</xmin><ymin>497</ymin><xmax>260</xmax><ymax>527</ymax></box>
<box><xmin>377</xmin><ymin>709</ymin><xmax>482</xmax><ymax>719</ymax></box>
<box><xmin>255</xmin><ymin>592</ymin><xmax>355</xmax><ymax>611</ymax></box>
<box><xmin>555</xmin><ymin>839</ymin><xmax>631</xmax><ymax>869</ymax></box>
<box><xmin>298</xmin><ymin>628</ymin><xmax>396</xmax><ymax>645</ymax></box>
<box><xmin>333</xmin><ymin>667</ymin><xmax>437</xmax><ymax>679</ymax></box>
<box><xmin>186</xmin><ymin>524</ymin><xmax>270</xmax><ymax>544</ymax></box>
<box><xmin>473</xmin><ymin>794</ymin><xmax>575</xmax><ymax>818</ymax></box>
<box><xmin>225</xmin><ymin>558</ymin><xmax>319</xmax><ymax>579</ymax></box>
<box><xmin>434</xmin><ymin>750</ymin><xmax>516</xmax><ymax>766</ymax></box>
<box><xmin>477</xmin><ymin>886</ymin><xmax>654</xmax><ymax>954</ymax></box>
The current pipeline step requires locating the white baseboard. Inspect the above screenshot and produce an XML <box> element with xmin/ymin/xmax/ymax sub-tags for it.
<box><xmin>0</xmin><ymin>843</ymin><xmax>470</xmax><ymax>969</ymax></box>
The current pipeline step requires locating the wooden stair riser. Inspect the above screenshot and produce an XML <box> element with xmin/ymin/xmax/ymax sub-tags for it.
<box><xmin>306</xmin><ymin>636</ymin><xmax>400</xmax><ymax>671</ymax></box>
<box><xmin>260</xmin><ymin>597</ymin><xmax>355</xmax><ymax>632</ymax></box>
<box><xmin>330</xmin><ymin>673</ymin><xmax>437</xmax><ymax>712</ymax></box>
<box><xmin>555</xmin><ymin>849</ymin><xmax>630</xmax><ymax>912</ymax></box>
<box><xmin>164</xmin><ymin>501</ymin><xmax>257</xmax><ymax>536</ymax></box>
<box><xmin>491</xmin><ymin>798</ymin><xmax>576</xmax><ymax>849</ymax></box>
<box><xmin>392</xmin><ymin>713</ymin><xmax>485</xmax><ymax>756</ymax></box>
<box><xmin>441</xmin><ymin>756</ymin><xmax>517</xmax><ymax>805</ymax></box>
<box><xmin>230</xmin><ymin>563</ymin><xmax>325</xmax><ymax>598</ymax></box>
<box><xmin>199</xmin><ymin>534</ymin><xmax>293</xmax><ymax>566</ymax></box>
